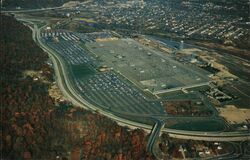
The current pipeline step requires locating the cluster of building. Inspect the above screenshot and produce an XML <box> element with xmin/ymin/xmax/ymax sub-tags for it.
<box><xmin>206</xmin><ymin>87</ymin><xmax>233</xmax><ymax>102</ymax></box>
<box><xmin>159</xmin><ymin>134</ymin><xmax>230</xmax><ymax>159</ymax></box>
<box><xmin>73</xmin><ymin>0</ymin><xmax>249</xmax><ymax>47</ymax></box>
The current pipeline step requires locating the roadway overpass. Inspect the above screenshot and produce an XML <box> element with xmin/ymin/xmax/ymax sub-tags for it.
<box><xmin>153</xmin><ymin>82</ymin><xmax>210</xmax><ymax>95</ymax></box>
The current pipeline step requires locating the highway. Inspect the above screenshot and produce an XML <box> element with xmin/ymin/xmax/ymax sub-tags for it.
<box><xmin>147</xmin><ymin>119</ymin><xmax>165</xmax><ymax>158</ymax></box>
<box><xmin>1</xmin><ymin>6</ymin><xmax>66</xmax><ymax>13</ymax></box>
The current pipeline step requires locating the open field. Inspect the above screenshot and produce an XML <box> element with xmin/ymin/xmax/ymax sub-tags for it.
<box><xmin>220</xmin><ymin>83</ymin><xmax>250</xmax><ymax>109</ymax></box>
<box><xmin>218</xmin><ymin>105</ymin><xmax>250</xmax><ymax>124</ymax></box>
<box><xmin>163</xmin><ymin>100</ymin><xmax>213</xmax><ymax>116</ymax></box>
<box><xmin>165</xmin><ymin>119</ymin><xmax>226</xmax><ymax>132</ymax></box>
<box><xmin>71</xmin><ymin>64</ymin><xmax>95</xmax><ymax>78</ymax></box>
<box><xmin>74</xmin><ymin>18</ymin><xmax>96</xmax><ymax>23</ymax></box>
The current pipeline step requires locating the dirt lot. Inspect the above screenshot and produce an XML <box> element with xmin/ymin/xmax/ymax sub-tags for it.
<box><xmin>218</xmin><ymin>105</ymin><xmax>250</xmax><ymax>124</ymax></box>
<box><xmin>49</xmin><ymin>83</ymin><xmax>66</xmax><ymax>103</ymax></box>
<box><xmin>163</xmin><ymin>100</ymin><xmax>213</xmax><ymax>116</ymax></box>
<box><xmin>195</xmin><ymin>41</ymin><xmax>250</xmax><ymax>61</ymax></box>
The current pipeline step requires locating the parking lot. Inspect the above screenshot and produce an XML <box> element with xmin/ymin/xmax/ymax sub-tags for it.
<box><xmin>42</xmin><ymin>30</ymin><xmax>165</xmax><ymax>115</ymax></box>
<box><xmin>43</xmin><ymin>31</ymin><xmax>98</xmax><ymax>64</ymax></box>
<box><xmin>86</xmin><ymin>38</ymin><xmax>210</xmax><ymax>93</ymax></box>
<box><xmin>76</xmin><ymin>72</ymin><xmax>164</xmax><ymax>114</ymax></box>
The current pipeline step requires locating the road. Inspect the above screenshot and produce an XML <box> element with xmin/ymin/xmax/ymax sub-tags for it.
<box><xmin>1</xmin><ymin>6</ymin><xmax>65</xmax><ymax>13</ymax></box>
<box><xmin>153</xmin><ymin>82</ymin><xmax>210</xmax><ymax>95</ymax></box>
<box><xmin>147</xmin><ymin>120</ymin><xmax>165</xmax><ymax>158</ymax></box>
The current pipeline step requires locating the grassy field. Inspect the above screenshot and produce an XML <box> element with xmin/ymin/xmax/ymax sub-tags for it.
<box><xmin>74</xmin><ymin>18</ymin><xmax>97</xmax><ymax>23</ymax></box>
<box><xmin>166</xmin><ymin>119</ymin><xmax>226</xmax><ymax>132</ymax></box>
<box><xmin>71</xmin><ymin>64</ymin><xmax>95</xmax><ymax>79</ymax></box>
<box><xmin>159</xmin><ymin>92</ymin><xmax>201</xmax><ymax>100</ymax></box>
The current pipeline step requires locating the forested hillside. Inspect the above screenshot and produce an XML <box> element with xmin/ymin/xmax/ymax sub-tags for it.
<box><xmin>0</xmin><ymin>14</ymin><xmax>152</xmax><ymax>160</ymax></box>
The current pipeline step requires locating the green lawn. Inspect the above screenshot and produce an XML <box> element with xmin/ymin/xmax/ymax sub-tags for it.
<box><xmin>168</xmin><ymin>119</ymin><xmax>225</xmax><ymax>132</ymax></box>
<box><xmin>71</xmin><ymin>64</ymin><xmax>95</xmax><ymax>78</ymax></box>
